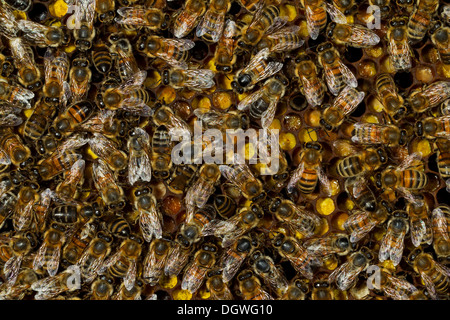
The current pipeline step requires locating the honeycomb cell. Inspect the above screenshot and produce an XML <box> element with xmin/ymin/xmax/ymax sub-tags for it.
<box><xmin>316</xmin><ymin>198</ymin><xmax>336</xmax><ymax>216</ymax></box>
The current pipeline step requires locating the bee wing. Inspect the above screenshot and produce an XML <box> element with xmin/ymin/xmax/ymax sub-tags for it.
<box><xmin>351</xmin><ymin>122</ymin><xmax>379</xmax><ymax>144</ymax></box>
<box><xmin>115</xmin><ymin>7</ymin><xmax>149</xmax><ymax>25</ymax></box>
<box><xmin>98</xmin><ymin>250</ymin><xmax>121</xmax><ymax>275</ymax></box>
<box><xmin>348</xmin><ymin>24</ymin><xmax>380</xmax><ymax>47</ymax></box>
<box><xmin>334</xmin><ymin>86</ymin><xmax>365</xmax><ymax>116</ymax></box>
<box><xmin>317</xmin><ymin>165</ymin><xmax>332</xmax><ymax>196</ymax></box>
<box><xmin>124</xmin><ymin>259</ymin><xmax>137</xmax><ymax>291</ymax></box>
<box><xmin>193</xmin><ymin>108</ymin><xmax>225</xmax><ymax>127</ymax></box>
<box><xmin>303</xmin><ymin>238</ymin><xmax>325</xmax><ymax>256</ymax></box>
<box><xmin>343</xmin><ymin>210</ymin><xmax>377</xmax><ymax>243</ymax></box>
<box><xmin>119</xmin><ymin>101</ymin><xmax>154</xmax><ymax>118</ymax></box>
<box><xmin>4</xmin><ymin>255</ymin><xmax>22</xmax><ymax>287</ymax></box>
<box><xmin>31</xmin><ymin>275</ymin><xmax>63</xmax><ymax>300</ymax></box>
<box><xmin>223</xmin><ymin>19</ymin><xmax>237</xmax><ymax>39</ymax></box>
<box><xmin>202</xmin><ymin>217</ymin><xmax>238</xmax><ymax>238</ymax></box>
<box><xmin>156</xmin><ymin>39</ymin><xmax>195</xmax><ymax>69</ymax></box>
<box><xmin>118</xmin><ymin>70</ymin><xmax>147</xmax><ymax>91</ymax></box>
<box><xmin>183</xmin><ymin>69</ymin><xmax>215</xmax><ymax>89</ymax></box>
<box><xmin>410</xmin><ymin>217</ymin><xmax>431</xmax><ymax>247</ymax></box>
<box><xmin>260</xmin><ymin>99</ymin><xmax>278</xmax><ymax>129</ymax></box>
<box><xmin>70</xmin><ymin>72</ymin><xmax>90</xmax><ymax>102</ymax></box>
<box><xmin>432</xmin><ymin>207</ymin><xmax>450</xmax><ymax>242</ymax></box>
<box><xmin>139</xmin><ymin>205</ymin><xmax>163</xmax><ymax>242</ymax></box>
<box><xmin>388</xmin><ymin>39</ymin><xmax>411</xmax><ymax>71</ymax></box>
<box><xmin>339</xmin><ymin>61</ymin><xmax>358</xmax><ymax>89</ymax></box>
<box><xmin>379</xmin><ymin>225</ymin><xmax>406</xmax><ymax>266</ymax></box>
<box><xmin>420</xmin><ymin>272</ymin><xmax>438</xmax><ymax>300</ymax></box>
<box><xmin>14</xmin><ymin>200</ymin><xmax>35</xmax><ymax>232</ymax></box>
<box><xmin>0</xmin><ymin>7</ymin><xmax>19</xmax><ymax>38</ymax></box>
<box><xmin>237</xmin><ymin>88</ymin><xmax>265</xmax><ymax>111</ymax></box>
<box><xmin>301</xmin><ymin>75</ymin><xmax>324</xmax><ymax>107</ymax></box>
<box><xmin>287</xmin><ymin>162</ymin><xmax>305</xmax><ymax>193</ymax></box>
<box><xmin>17</xmin><ymin>20</ymin><xmax>51</xmax><ymax>45</ymax></box>
<box><xmin>196</xmin><ymin>7</ymin><xmax>226</xmax><ymax>42</ymax></box>
<box><xmin>291</xmin><ymin>206</ymin><xmax>322</xmax><ymax>237</ymax></box>
<box><xmin>0</xmin><ymin>114</ymin><xmax>23</xmax><ymax>127</ymax></box>
<box><xmin>266</xmin><ymin>25</ymin><xmax>303</xmax><ymax>52</ymax></box>
<box><xmin>383</xmin><ymin>274</ymin><xmax>417</xmax><ymax>300</ymax></box>
<box><xmin>325</xmin><ymin>2</ymin><xmax>348</xmax><ymax>24</ymax></box>
<box><xmin>329</xmin><ymin>261</ymin><xmax>358</xmax><ymax>291</ymax></box>
<box><xmin>76</xmin><ymin>0</ymin><xmax>96</xmax><ymax>26</ymax></box>
<box><xmin>221</xmin><ymin>249</ymin><xmax>245</xmax><ymax>283</ymax></box>
<box><xmin>265</xmin><ymin>16</ymin><xmax>288</xmax><ymax>35</ymax></box>
<box><xmin>241</xmin><ymin>48</ymin><xmax>283</xmax><ymax>83</ymax></box>
<box><xmin>0</xmin><ymin>149</ymin><xmax>10</xmax><ymax>166</ymax></box>
<box><xmin>33</xmin><ymin>243</ymin><xmax>48</xmax><ymax>271</ymax></box>
<box><xmin>424</xmin><ymin>82</ymin><xmax>450</xmax><ymax>107</ymax></box>
<box><xmin>305</xmin><ymin>5</ymin><xmax>321</xmax><ymax>40</ymax></box>
<box><xmin>9</xmin><ymin>38</ymin><xmax>33</xmax><ymax>67</ymax></box>
<box><xmin>323</xmin><ymin>64</ymin><xmax>342</xmax><ymax>97</ymax></box>
<box><xmin>219</xmin><ymin>162</ymin><xmax>255</xmax><ymax>190</ymax></box>
<box><xmin>128</xmin><ymin>149</ymin><xmax>152</xmax><ymax>185</ymax></box>
<box><xmin>47</xmin><ymin>245</ymin><xmax>61</xmax><ymax>277</ymax></box>
<box><xmin>89</xmin><ymin>132</ymin><xmax>120</xmax><ymax>159</ymax></box>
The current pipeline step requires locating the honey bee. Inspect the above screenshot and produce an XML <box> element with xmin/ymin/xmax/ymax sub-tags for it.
<box><xmin>2</xmin><ymin>232</ymin><xmax>37</xmax><ymax>287</ymax></box>
<box><xmin>194</xmin><ymin>108</ymin><xmax>250</xmax><ymax>132</ymax></box>
<box><xmin>206</xmin><ymin>269</ymin><xmax>233</xmax><ymax>300</ymax></box>
<box><xmin>408</xmin><ymin>81</ymin><xmax>450</xmax><ymax>113</ymax></box>
<box><xmin>407</xmin><ymin>247</ymin><xmax>450</xmax><ymax>299</ymax></box>
<box><xmin>378</xmin><ymin>210</ymin><xmax>409</xmax><ymax>266</ymax></box>
<box><xmin>237</xmin><ymin>269</ymin><xmax>273</xmax><ymax>300</ymax></box>
<box><xmin>33</xmin><ymin>223</ymin><xmax>66</xmax><ymax>276</ymax></box>
<box><xmin>167</xmin><ymin>165</ymin><xmax>197</xmax><ymax>195</ymax></box>
<box><xmin>100</xmin><ymin>235</ymin><xmax>143</xmax><ymax>291</ymax></box>
<box><xmin>127</xmin><ymin>127</ymin><xmax>152</xmax><ymax>186</ymax></box>
<box><xmin>35</xmin><ymin>135</ymin><xmax>59</xmax><ymax>156</ymax></box>
<box><xmin>320</xmin><ymin>86</ymin><xmax>365</xmax><ymax>131</ymax></box>
<box><xmin>42</xmin><ymin>48</ymin><xmax>70</xmax><ymax>106</ymax></box>
<box><xmin>344</xmin><ymin>209</ymin><xmax>389</xmax><ymax>243</ymax></box>
<box><xmin>328</xmin><ymin>248</ymin><xmax>374</xmax><ymax>291</ymax></box>
<box><xmin>162</xmin><ymin>67</ymin><xmax>215</xmax><ymax>90</ymax></box>
<box><xmin>116</xmin><ymin>6</ymin><xmax>169</xmax><ymax>31</ymax></box>
<box><xmin>326</xmin><ymin>22</ymin><xmax>381</xmax><ymax>48</ymax></box>
<box><xmin>112</xmin><ymin>278</ymin><xmax>144</xmax><ymax>300</ymax></box>
<box><xmin>214</xmin><ymin>19</ymin><xmax>239</xmax><ymax>73</ymax></box>
<box><xmin>23</xmin><ymin>99</ymin><xmax>56</xmax><ymax>142</ymax></box>
<box><xmin>248</xmin><ymin>250</ymin><xmax>289</xmax><ymax>298</ymax></box>
<box><xmin>416</xmin><ymin>115</ymin><xmax>450</xmax><ymax>140</ymax></box>
<box><xmin>17</xmin><ymin>20</ymin><xmax>70</xmax><ymax>48</ymax></box>
<box><xmin>435</xmin><ymin>138</ymin><xmax>450</xmax><ymax>184</ymax></box>
<box><xmin>164</xmin><ymin>237</ymin><xmax>193</xmax><ymax>277</ymax></box>
<box><xmin>281</xmin><ymin>277</ymin><xmax>310</xmax><ymax>300</ymax></box>
<box><xmin>96</xmin><ymin>0</ymin><xmax>115</xmax><ymax>23</ymax></box>
<box><xmin>181</xmin><ymin>242</ymin><xmax>218</xmax><ymax>293</ymax></box>
<box><xmin>387</xmin><ymin>17</ymin><xmax>413</xmax><ymax>71</ymax></box>
<box><xmin>220</xmin><ymin>234</ymin><xmax>258</xmax><ymax>283</ymax></box>
<box><xmin>50</xmin><ymin>201</ymin><xmax>97</xmax><ymax>226</ymax></box>
<box><xmin>335</xmin><ymin>147</ymin><xmax>387</xmax><ymax>178</ymax></box>
<box><xmin>77</xmin><ymin>231</ymin><xmax>113</xmax><ymax>283</ymax></box>
<box><xmin>231</xmin><ymin>48</ymin><xmax>283</xmax><ymax>94</ymax></box>
<box><xmin>142</xmin><ymin>238</ymin><xmax>170</xmax><ymax>285</ymax></box>
<box><xmin>151</xmin><ymin>125</ymin><xmax>173</xmax><ymax>181</ymax></box>
<box><xmin>173</xmin><ymin>0</ymin><xmax>207</xmax><ymax>39</ymax></box>
<box><xmin>195</xmin><ymin>0</ymin><xmax>230</xmax><ymax>43</ymax></box>
<box><xmin>49</xmin><ymin>101</ymin><xmax>96</xmax><ymax>140</ymax></box>
<box><xmin>351</xmin><ymin>122</ymin><xmax>408</xmax><ymax>147</ymax></box>
<box><xmin>185</xmin><ymin>164</ymin><xmax>220</xmax><ymax>222</ymax></box>
<box><xmin>407</xmin><ymin>0</ymin><xmax>439</xmax><ymax>44</ymax></box>
<box><xmin>88</xmin><ymin>133</ymin><xmax>128</xmax><ymax>172</ymax></box>
<box><xmin>9</xmin><ymin>37</ymin><xmax>42</xmax><ymax>91</ymax></box>
<box><xmin>272</xmin><ymin>233</ymin><xmax>322</xmax><ymax>279</ymax></box>
<box><xmin>431</xmin><ymin>205</ymin><xmax>450</xmax><ymax>260</ymax></box>
<box><xmin>78</xmin><ymin>109</ymin><xmax>128</xmax><ymax>141</ymax></box>
<box><xmin>407</xmin><ymin>199</ymin><xmax>433</xmax><ymax>247</ymax></box>
<box><xmin>91</xmin><ymin>43</ymin><xmax>113</xmax><ymax>74</ymax></box>
<box><xmin>317</xmin><ymin>41</ymin><xmax>357</xmax><ymax>96</ymax></box>
<box><xmin>0</xmin><ymin>79</ymin><xmax>34</xmax><ymax>110</ymax></box>
<box><xmin>269</xmin><ymin>197</ymin><xmax>323</xmax><ymax>238</ymax></box>
<box><xmin>73</xmin><ymin>0</ymin><xmax>96</xmax><ymax>51</ymax></box>
<box><xmin>430</xmin><ymin>24</ymin><xmax>450</xmax><ymax>65</ymax></box>
<box><xmin>31</xmin><ymin>188</ymin><xmax>53</xmax><ymax>235</ymax></box>
<box><xmin>375</xmin><ymin>73</ymin><xmax>406</xmax><ymax>122</ymax></box>
<box><xmin>13</xmin><ymin>183</ymin><xmax>40</xmax><ymax>232</ymax></box>
<box><xmin>69</xmin><ymin>56</ymin><xmax>91</xmax><ymax>103</ymax></box>
<box><xmin>300</xmin><ymin>0</ymin><xmax>346</xmax><ymax>40</ymax></box>
<box><xmin>153</xmin><ymin>104</ymin><xmax>191</xmax><ymax>135</ymax></box>
<box><xmin>0</xmin><ymin>128</ymin><xmax>31</xmax><ymax>166</ymax></box>
<box><xmin>255</xmin><ymin>25</ymin><xmax>304</xmax><ymax>54</ymax></box>
<box><xmin>130</xmin><ymin>186</ymin><xmax>162</xmax><ymax>242</ymax></box>
<box><xmin>31</xmin><ymin>266</ymin><xmax>81</xmax><ymax>300</ymax></box>
<box><xmin>92</xmin><ymin>158</ymin><xmax>126</xmax><ymax>211</ymax></box>
<box><xmin>304</xmin><ymin>233</ymin><xmax>351</xmax><ymax>257</ymax></box>
<box><xmin>102</xmin><ymin>214</ymin><xmax>131</xmax><ymax>238</ymax></box>
<box><xmin>0</xmin><ymin>268</ymin><xmax>38</xmax><ymax>300</ymax></box>
<box><xmin>108</xmin><ymin>34</ymin><xmax>140</xmax><ymax>83</ymax></box>
<box><xmin>371</xmin><ymin>268</ymin><xmax>419</xmax><ymax>300</ymax></box>
<box><xmin>89</xmin><ymin>275</ymin><xmax>114</xmax><ymax>300</ymax></box>
<box><xmin>237</xmin><ymin>74</ymin><xmax>288</xmax><ymax>128</ymax></box>
<box><xmin>55</xmin><ymin>159</ymin><xmax>85</xmax><ymax>200</ymax></box>
<box><xmin>287</xmin><ymin>141</ymin><xmax>331</xmax><ymax>196</ymax></box>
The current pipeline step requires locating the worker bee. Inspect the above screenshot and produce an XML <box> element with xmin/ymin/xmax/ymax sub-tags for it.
<box><xmin>407</xmin><ymin>199</ymin><xmax>433</xmax><ymax>247</ymax></box>
<box><xmin>304</xmin><ymin>233</ymin><xmax>351</xmax><ymax>257</ymax></box>
<box><xmin>78</xmin><ymin>109</ymin><xmax>128</xmax><ymax>142</ymax></box>
<box><xmin>416</xmin><ymin>115</ymin><xmax>450</xmax><ymax>140</ymax></box>
<box><xmin>375</xmin><ymin>73</ymin><xmax>406</xmax><ymax>122</ymax></box>
<box><xmin>127</xmin><ymin>127</ymin><xmax>152</xmax><ymax>186</ymax></box>
<box><xmin>136</xmin><ymin>35</ymin><xmax>194</xmax><ymax>70</ymax></box>
<box><xmin>408</xmin><ymin>81</ymin><xmax>450</xmax><ymax>113</ymax></box>
<box><xmin>237</xmin><ymin>269</ymin><xmax>273</xmax><ymax>300</ymax></box>
<box><xmin>60</xmin><ymin>221</ymin><xmax>97</xmax><ymax>271</ymax></box>
<box><xmin>430</xmin><ymin>23</ymin><xmax>450</xmax><ymax>65</ymax></box>
<box><xmin>73</xmin><ymin>0</ymin><xmax>96</xmax><ymax>52</ymax></box>
<box><xmin>351</xmin><ymin>122</ymin><xmax>408</xmax><ymax>147</ymax></box>
<box><xmin>378</xmin><ymin>211</ymin><xmax>409</xmax><ymax>266</ymax></box>
<box><xmin>185</xmin><ymin>164</ymin><xmax>220</xmax><ymax>222</ymax></box>
<box><xmin>49</xmin><ymin>101</ymin><xmax>96</xmax><ymax>140</ymax></box>
<box><xmin>344</xmin><ymin>208</ymin><xmax>389</xmax><ymax>243</ymax></box>
<box><xmin>100</xmin><ymin>235</ymin><xmax>143</xmax><ymax>291</ymax></box>
<box><xmin>432</xmin><ymin>205</ymin><xmax>450</xmax><ymax>260</ymax></box>
<box><xmin>281</xmin><ymin>277</ymin><xmax>310</xmax><ymax>300</ymax></box>
<box><xmin>0</xmin><ymin>268</ymin><xmax>38</xmax><ymax>300</ymax></box>
<box><xmin>130</xmin><ymin>186</ymin><xmax>162</xmax><ymax>242</ymax></box>
<box><xmin>196</xmin><ymin>0</ymin><xmax>231</xmax><ymax>43</ymax></box>
<box><xmin>69</xmin><ymin>56</ymin><xmax>91</xmax><ymax>103</ymax></box>
<box><xmin>9</xmin><ymin>37</ymin><xmax>42</xmax><ymax>91</ymax></box>
<box><xmin>435</xmin><ymin>138</ymin><xmax>450</xmax><ymax>185</ymax></box>
<box><xmin>88</xmin><ymin>133</ymin><xmax>128</xmax><ymax>172</ymax></box>
<box><xmin>153</xmin><ymin>104</ymin><xmax>191</xmax><ymax>135</ymax></box>
<box><xmin>320</xmin><ymin>86</ymin><xmax>365</xmax><ymax>131</ymax></box>
<box><xmin>89</xmin><ymin>275</ymin><xmax>114</xmax><ymax>300</ymax></box>
<box><xmin>248</xmin><ymin>250</ymin><xmax>289</xmax><ymax>298</ymax></box>
<box><xmin>55</xmin><ymin>159</ymin><xmax>85</xmax><ymax>200</ymax></box>
<box><xmin>326</xmin><ymin>21</ymin><xmax>381</xmax><ymax>48</ymax></box>
<box><xmin>151</xmin><ymin>125</ymin><xmax>173</xmax><ymax>181</ymax></box>
<box><xmin>31</xmin><ymin>266</ymin><xmax>81</xmax><ymax>300</ymax></box>
<box><xmin>255</xmin><ymin>25</ymin><xmax>304</xmax><ymax>54</ymax></box>
<box><xmin>407</xmin><ymin>0</ymin><xmax>439</xmax><ymax>44</ymax></box>
<box><xmin>317</xmin><ymin>41</ymin><xmax>357</xmax><ymax>96</ymax></box>
<box><xmin>0</xmin><ymin>129</ymin><xmax>31</xmax><ymax>167</ymax></box>
<box><xmin>335</xmin><ymin>147</ymin><xmax>387</xmax><ymax>178</ymax></box>
<box><xmin>231</xmin><ymin>48</ymin><xmax>283</xmax><ymax>94</ymax></box>
<box><xmin>173</xmin><ymin>0</ymin><xmax>207</xmax><ymax>39</ymax></box>
<box><xmin>92</xmin><ymin>159</ymin><xmax>125</xmax><ymax>211</ymax></box>
<box><xmin>162</xmin><ymin>67</ymin><xmax>215</xmax><ymax>90</ymax></box>
<box><xmin>42</xmin><ymin>48</ymin><xmax>70</xmax><ymax>106</ymax></box>
<box><xmin>17</xmin><ymin>19</ymin><xmax>70</xmax><ymax>48</ymax></box>
<box><xmin>96</xmin><ymin>0</ymin><xmax>115</xmax><ymax>23</ymax></box>
<box><xmin>387</xmin><ymin>17</ymin><xmax>413</xmax><ymax>71</ymax></box>
<box><xmin>91</xmin><ymin>43</ymin><xmax>113</xmax><ymax>74</ymax></box>
<box><xmin>33</xmin><ymin>223</ymin><xmax>66</xmax><ymax>276</ymax></box>
<box><xmin>214</xmin><ymin>19</ymin><xmax>239</xmax><ymax>73</ymax></box>
<box><xmin>31</xmin><ymin>188</ymin><xmax>53</xmax><ymax>235</ymax></box>
<box><xmin>13</xmin><ymin>183</ymin><xmax>40</xmax><ymax>232</ymax></box>
<box><xmin>23</xmin><ymin>99</ymin><xmax>56</xmax><ymax>142</ymax></box>
<box><xmin>328</xmin><ymin>248</ymin><xmax>374</xmax><ymax>291</ymax></box>
<box><xmin>181</xmin><ymin>242</ymin><xmax>218</xmax><ymax>293</ymax></box>
<box><xmin>0</xmin><ymin>79</ymin><xmax>34</xmax><ymax>110</ymax></box>
<box><xmin>206</xmin><ymin>269</ymin><xmax>233</xmax><ymax>300</ymax></box>
<box><xmin>112</xmin><ymin>278</ymin><xmax>144</xmax><ymax>300</ymax></box>
<box><xmin>220</xmin><ymin>234</ymin><xmax>258</xmax><ymax>283</ymax></box>
<box><xmin>370</xmin><ymin>268</ymin><xmax>419</xmax><ymax>300</ymax></box>
<box><xmin>287</xmin><ymin>142</ymin><xmax>332</xmax><ymax>196</ymax></box>
<box><xmin>193</xmin><ymin>108</ymin><xmax>250</xmax><ymax>132</ymax></box>
<box><xmin>116</xmin><ymin>7</ymin><xmax>169</xmax><ymax>31</ymax></box>
<box><xmin>237</xmin><ymin>74</ymin><xmax>288</xmax><ymax>128</ymax></box>
<box><xmin>108</xmin><ymin>34</ymin><xmax>141</xmax><ymax>83</ymax></box>
<box><xmin>142</xmin><ymin>238</ymin><xmax>170</xmax><ymax>285</ymax></box>
<box><xmin>164</xmin><ymin>237</ymin><xmax>193</xmax><ymax>277</ymax></box>
<box><xmin>269</xmin><ymin>197</ymin><xmax>323</xmax><ymax>238</ymax></box>
<box><xmin>272</xmin><ymin>233</ymin><xmax>321</xmax><ymax>279</ymax></box>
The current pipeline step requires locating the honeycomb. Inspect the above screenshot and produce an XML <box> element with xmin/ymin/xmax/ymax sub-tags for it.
<box><xmin>0</xmin><ymin>0</ymin><xmax>449</xmax><ymax>300</ymax></box>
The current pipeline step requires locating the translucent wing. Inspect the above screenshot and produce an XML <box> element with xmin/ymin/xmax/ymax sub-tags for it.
<box><xmin>185</xmin><ymin>177</ymin><xmax>216</xmax><ymax>223</ymax></box>
<box><xmin>31</xmin><ymin>275</ymin><xmax>64</xmax><ymax>300</ymax></box>
<box><xmin>0</xmin><ymin>7</ymin><xmax>19</xmax><ymax>38</ymax></box>
<box><xmin>156</xmin><ymin>38</ymin><xmax>195</xmax><ymax>69</ymax></box>
<box><xmin>329</xmin><ymin>261</ymin><xmax>362</xmax><ymax>291</ymax></box>
<box><xmin>420</xmin><ymin>272</ymin><xmax>437</xmax><ymax>300</ymax></box>
<box><xmin>267</xmin><ymin>25</ymin><xmax>304</xmax><ymax>52</ymax></box>
<box><xmin>240</xmin><ymin>48</ymin><xmax>283</xmax><ymax>83</ymax></box>
<box><xmin>237</xmin><ymin>88</ymin><xmax>265</xmax><ymax>111</ymax></box>
<box><xmin>118</xmin><ymin>70</ymin><xmax>147</xmax><ymax>91</ymax></box>
<box><xmin>301</xmin><ymin>75</ymin><xmax>324</xmax><ymax>106</ymax></box>
<box><xmin>265</xmin><ymin>16</ymin><xmax>288</xmax><ymax>35</ymax></box>
<box><xmin>388</xmin><ymin>39</ymin><xmax>411</xmax><ymax>71</ymax></box>
<box><xmin>305</xmin><ymin>5</ymin><xmax>321</xmax><ymax>40</ymax></box>
<box><xmin>196</xmin><ymin>6</ymin><xmax>226</xmax><ymax>42</ymax></box>
<box><xmin>317</xmin><ymin>165</ymin><xmax>332</xmax><ymax>196</ymax></box>
<box><xmin>0</xmin><ymin>114</ymin><xmax>23</xmax><ymax>127</ymax></box>
<box><xmin>139</xmin><ymin>204</ymin><xmax>163</xmax><ymax>242</ymax></box>
<box><xmin>383</xmin><ymin>273</ymin><xmax>417</xmax><ymax>300</ymax></box>
<box><xmin>432</xmin><ymin>207</ymin><xmax>450</xmax><ymax>242</ymax></box>
<box><xmin>193</xmin><ymin>108</ymin><xmax>226</xmax><ymax>127</ymax></box>
<box><xmin>128</xmin><ymin>130</ymin><xmax>152</xmax><ymax>186</ymax></box>
<box><xmin>333</xmin><ymin>86</ymin><xmax>365</xmax><ymax>116</ymax></box>
<box><xmin>124</xmin><ymin>259</ymin><xmax>137</xmax><ymax>291</ymax></box>
<box><xmin>379</xmin><ymin>225</ymin><xmax>406</xmax><ymax>266</ymax></box>
<box><xmin>116</xmin><ymin>7</ymin><xmax>151</xmax><ymax>25</ymax></box>
<box><xmin>287</xmin><ymin>162</ymin><xmax>305</xmax><ymax>193</ymax></box>
<box><xmin>348</xmin><ymin>24</ymin><xmax>380</xmax><ymax>47</ymax></box>
<box><xmin>219</xmin><ymin>162</ymin><xmax>256</xmax><ymax>191</ymax></box>
<box><xmin>221</xmin><ymin>248</ymin><xmax>246</xmax><ymax>283</ymax></box>
<box><xmin>340</xmin><ymin>61</ymin><xmax>358</xmax><ymax>89</ymax></box>
<box><xmin>44</xmin><ymin>48</ymin><xmax>68</xmax><ymax>93</ymax></box>
<box><xmin>202</xmin><ymin>216</ymin><xmax>238</xmax><ymax>238</ymax></box>
<box><xmin>9</xmin><ymin>38</ymin><xmax>34</xmax><ymax>67</ymax></box>
<box><xmin>260</xmin><ymin>99</ymin><xmax>278</xmax><ymax>129</ymax></box>
<box><xmin>325</xmin><ymin>2</ymin><xmax>348</xmax><ymax>24</ymax></box>
<box><xmin>18</xmin><ymin>20</ymin><xmax>49</xmax><ymax>46</ymax></box>
<box><xmin>4</xmin><ymin>255</ymin><xmax>22</xmax><ymax>287</ymax></box>
<box><xmin>13</xmin><ymin>200</ymin><xmax>35</xmax><ymax>232</ymax></box>
<box><xmin>344</xmin><ymin>210</ymin><xmax>377</xmax><ymax>243</ymax></box>
<box><xmin>223</xmin><ymin>19</ymin><xmax>237</xmax><ymax>38</ymax></box>
<box><xmin>76</xmin><ymin>0</ymin><xmax>96</xmax><ymax>26</ymax></box>
<box><xmin>183</xmin><ymin>69</ymin><xmax>215</xmax><ymax>89</ymax></box>
<box><xmin>410</xmin><ymin>217</ymin><xmax>432</xmax><ymax>247</ymax></box>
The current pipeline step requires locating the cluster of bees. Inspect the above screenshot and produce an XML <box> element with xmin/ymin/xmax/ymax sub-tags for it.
<box><xmin>0</xmin><ymin>0</ymin><xmax>448</xmax><ymax>300</ymax></box>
